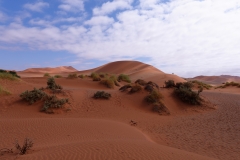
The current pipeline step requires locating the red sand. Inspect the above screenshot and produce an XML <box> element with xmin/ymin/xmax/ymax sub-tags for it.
<box><xmin>1</xmin><ymin>61</ymin><xmax>239</xmax><ymax>160</ymax></box>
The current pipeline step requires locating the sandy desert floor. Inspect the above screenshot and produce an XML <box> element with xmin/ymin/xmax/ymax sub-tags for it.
<box><xmin>0</xmin><ymin>62</ymin><xmax>239</xmax><ymax>160</ymax></box>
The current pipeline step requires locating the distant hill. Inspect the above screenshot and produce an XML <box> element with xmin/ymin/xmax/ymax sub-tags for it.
<box><xmin>21</xmin><ymin>66</ymin><xmax>78</xmax><ymax>73</ymax></box>
<box><xmin>188</xmin><ymin>75</ymin><xmax>240</xmax><ymax>84</ymax></box>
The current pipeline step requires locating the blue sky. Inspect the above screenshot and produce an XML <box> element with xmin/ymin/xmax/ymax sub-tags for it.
<box><xmin>0</xmin><ymin>0</ymin><xmax>240</xmax><ymax>77</ymax></box>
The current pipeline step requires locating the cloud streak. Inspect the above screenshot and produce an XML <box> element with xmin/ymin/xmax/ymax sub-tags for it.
<box><xmin>0</xmin><ymin>0</ymin><xmax>240</xmax><ymax>77</ymax></box>
<box><xmin>23</xmin><ymin>1</ymin><xmax>49</xmax><ymax>12</ymax></box>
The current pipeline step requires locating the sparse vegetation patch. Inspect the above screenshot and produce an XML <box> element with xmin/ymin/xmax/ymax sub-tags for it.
<box><xmin>20</xmin><ymin>88</ymin><xmax>46</xmax><ymax>104</ymax></box>
<box><xmin>190</xmin><ymin>80</ymin><xmax>212</xmax><ymax>89</ymax></box>
<box><xmin>93</xmin><ymin>91</ymin><xmax>111</xmax><ymax>99</ymax></box>
<box><xmin>67</xmin><ymin>73</ymin><xmax>78</xmax><ymax>79</ymax></box>
<box><xmin>215</xmin><ymin>81</ymin><xmax>240</xmax><ymax>89</ymax></box>
<box><xmin>118</xmin><ymin>74</ymin><xmax>131</xmax><ymax>83</ymax></box>
<box><xmin>41</xmin><ymin>95</ymin><xmax>68</xmax><ymax>113</ymax></box>
<box><xmin>0</xmin><ymin>85</ymin><xmax>11</xmax><ymax>95</ymax></box>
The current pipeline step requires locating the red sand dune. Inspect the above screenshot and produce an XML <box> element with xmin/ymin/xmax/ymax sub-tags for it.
<box><xmin>1</xmin><ymin>61</ymin><xmax>239</xmax><ymax>160</ymax></box>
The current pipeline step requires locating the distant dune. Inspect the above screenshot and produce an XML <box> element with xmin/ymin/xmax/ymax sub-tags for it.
<box><xmin>189</xmin><ymin>75</ymin><xmax>240</xmax><ymax>85</ymax></box>
<box><xmin>21</xmin><ymin>66</ymin><xmax>78</xmax><ymax>73</ymax></box>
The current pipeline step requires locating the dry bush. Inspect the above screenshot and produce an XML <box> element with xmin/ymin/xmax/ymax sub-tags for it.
<box><xmin>135</xmin><ymin>79</ymin><xmax>147</xmax><ymax>86</ymax></box>
<box><xmin>119</xmin><ymin>84</ymin><xmax>132</xmax><ymax>92</ymax></box>
<box><xmin>0</xmin><ymin>85</ymin><xmax>11</xmax><ymax>95</ymax></box>
<box><xmin>100</xmin><ymin>79</ymin><xmax>114</xmax><ymax>88</ymax></box>
<box><xmin>165</xmin><ymin>80</ymin><xmax>175</xmax><ymax>88</ymax></box>
<box><xmin>78</xmin><ymin>74</ymin><xmax>84</xmax><ymax>78</ymax></box>
<box><xmin>152</xmin><ymin>102</ymin><xmax>170</xmax><ymax>115</ymax></box>
<box><xmin>129</xmin><ymin>84</ymin><xmax>142</xmax><ymax>93</ymax></box>
<box><xmin>41</xmin><ymin>95</ymin><xmax>68</xmax><ymax>113</ymax></box>
<box><xmin>145</xmin><ymin>90</ymin><xmax>163</xmax><ymax>103</ymax></box>
<box><xmin>191</xmin><ymin>80</ymin><xmax>212</xmax><ymax>89</ymax></box>
<box><xmin>20</xmin><ymin>88</ymin><xmax>46</xmax><ymax>104</ymax></box>
<box><xmin>93</xmin><ymin>91</ymin><xmax>111</xmax><ymax>99</ymax></box>
<box><xmin>91</xmin><ymin>73</ymin><xmax>101</xmax><ymax>81</ymax></box>
<box><xmin>67</xmin><ymin>73</ymin><xmax>78</xmax><ymax>79</ymax></box>
<box><xmin>15</xmin><ymin>138</ymin><xmax>33</xmax><ymax>155</ymax></box>
<box><xmin>0</xmin><ymin>72</ymin><xmax>19</xmax><ymax>80</ymax></box>
<box><xmin>43</xmin><ymin>73</ymin><xmax>50</xmax><ymax>77</ymax></box>
<box><xmin>54</xmin><ymin>75</ymin><xmax>62</xmax><ymax>78</ymax></box>
<box><xmin>174</xmin><ymin>85</ymin><xmax>201</xmax><ymax>105</ymax></box>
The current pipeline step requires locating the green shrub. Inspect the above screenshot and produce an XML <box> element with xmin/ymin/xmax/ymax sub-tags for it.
<box><xmin>47</xmin><ymin>77</ymin><xmax>62</xmax><ymax>91</ymax></box>
<box><xmin>0</xmin><ymin>72</ymin><xmax>19</xmax><ymax>80</ymax></box>
<box><xmin>118</xmin><ymin>74</ymin><xmax>131</xmax><ymax>83</ymax></box>
<box><xmin>99</xmin><ymin>72</ymin><xmax>107</xmax><ymax>78</ymax></box>
<box><xmin>43</xmin><ymin>73</ymin><xmax>50</xmax><ymax>77</ymax></box>
<box><xmin>93</xmin><ymin>91</ymin><xmax>111</xmax><ymax>99</ymax></box>
<box><xmin>67</xmin><ymin>73</ymin><xmax>78</xmax><ymax>79</ymax></box>
<box><xmin>145</xmin><ymin>90</ymin><xmax>163</xmax><ymax>103</ymax></box>
<box><xmin>174</xmin><ymin>86</ymin><xmax>201</xmax><ymax>105</ymax></box>
<box><xmin>91</xmin><ymin>72</ymin><xmax>101</xmax><ymax>81</ymax></box>
<box><xmin>165</xmin><ymin>80</ymin><xmax>175</xmax><ymax>88</ymax></box>
<box><xmin>0</xmin><ymin>85</ymin><xmax>11</xmax><ymax>95</ymax></box>
<box><xmin>78</xmin><ymin>74</ymin><xmax>84</xmax><ymax>78</ymax></box>
<box><xmin>54</xmin><ymin>75</ymin><xmax>62</xmax><ymax>78</ymax></box>
<box><xmin>20</xmin><ymin>88</ymin><xmax>46</xmax><ymax>104</ymax></box>
<box><xmin>41</xmin><ymin>95</ymin><xmax>68</xmax><ymax>112</ymax></box>
<box><xmin>109</xmin><ymin>75</ymin><xmax>120</xmax><ymax>86</ymax></box>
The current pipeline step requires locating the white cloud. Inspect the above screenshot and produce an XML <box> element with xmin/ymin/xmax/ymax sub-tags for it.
<box><xmin>1</xmin><ymin>0</ymin><xmax>240</xmax><ymax>77</ymax></box>
<box><xmin>0</xmin><ymin>11</ymin><xmax>7</xmax><ymax>22</ymax></box>
<box><xmin>84</xmin><ymin>16</ymin><xmax>114</xmax><ymax>26</ymax></box>
<box><xmin>93</xmin><ymin>0</ymin><xmax>133</xmax><ymax>15</ymax></box>
<box><xmin>58</xmin><ymin>0</ymin><xmax>84</xmax><ymax>13</ymax></box>
<box><xmin>23</xmin><ymin>1</ymin><xmax>49</xmax><ymax>12</ymax></box>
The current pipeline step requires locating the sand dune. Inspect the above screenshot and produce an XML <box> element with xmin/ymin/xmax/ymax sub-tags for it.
<box><xmin>189</xmin><ymin>75</ymin><xmax>240</xmax><ymax>85</ymax></box>
<box><xmin>1</xmin><ymin>61</ymin><xmax>239</xmax><ymax>160</ymax></box>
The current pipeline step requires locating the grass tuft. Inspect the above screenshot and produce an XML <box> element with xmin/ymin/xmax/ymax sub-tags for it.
<box><xmin>0</xmin><ymin>85</ymin><xmax>11</xmax><ymax>95</ymax></box>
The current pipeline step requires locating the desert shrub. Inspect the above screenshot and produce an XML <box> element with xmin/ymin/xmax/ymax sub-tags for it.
<box><xmin>47</xmin><ymin>77</ymin><xmax>62</xmax><ymax>91</ymax></box>
<box><xmin>146</xmin><ymin>81</ymin><xmax>159</xmax><ymax>91</ymax></box>
<box><xmin>0</xmin><ymin>85</ymin><xmax>11</xmax><ymax>95</ymax></box>
<box><xmin>100</xmin><ymin>79</ymin><xmax>115</xmax><ymax>88</ymax></box>
<box><xmin>118</xmin><ymin>74</ymin><xmax>131</xmax><ymax>83</ymax></box>
<box><xmin>41</xmin><ymin>95</ymin><xmax>68</xmax><ymax>112</ymax></box>
<box><xmin>78</xmin><ymin>74</ymin><xmax>84</xmax><ymax>78</ymax></box>
<box><xmin>43</xmin><ymin>73</ymin><xmax>50</xmax><ymax>77</ymax></box>
<box><xmin>67</xmin><ymin>73</ymin><xmax>78</xmax><ymax>79</ymax></box>
<box><xmin>0</xmin><ymin>72</ymin><xmax>19</xmax><ymax>80</ymax></box>
<box><xmin>99</xmin><ymin>72</ymin><xmax>107</xmax><ymax>78</ymax></box>
<box><xmin>8</xmin><ymin>71</ymin><xmax>20</xmax><ymax>78</ymax></box>
<box><xmin>20</xmin><ymin>88</ymin><xmax>46</xmax><ymax>104</ymax></box>
<box><xmin>0</xmin><ymin>69</ymin><xmax>7</xmax><ymax>73</ymax></box>
<box><xmin>145</xmin><ymin>90</ymin><xmax>163</xmax><ymax>103</ymax></box>
<box><xmin>135</xmin><ymin>79</ymin><xmax>147</xmax><ymax>86</ymax></box>
<box><xmin>152</xmin><ymin>102</ymin><xmax>170</xmax><ymax>115</ymax></box>
<box><xmin>174</xmin><ymin>86</ymin><xmax>201</xmax><ymax>105</ymax></box>
<box><xmin>91</xmin><ymin>72</ymin><xmax>101</xmax><ymax>81</ymax></box>
<box><xmin>215</xmin><ymin>81</ymin><xmax>240</xmax><ymax>89</ymax></box>
<box><xmin>54</xmin><ymin>75</ymin><xmax>62</xmax><ymax>78</ymax></box>
<box><xmin>130</xmin><ymin>84</ymin><xmax>142</xmax><ymax>93</ymax></box>
<box><xmin>14</xmin><ymin>138</ymin><xmax>33</xmax><ymax>155</ymax></box>
<box><xmin>165</xmin><ymin>80</ymin><xmax>175</xmax><ymax>88</ymax></box>
<box><xmin>93</xmin><ymin>91</ymin><xmax>111</xmax><ymax>99</ymax></box>
<box><xmin>109</xmin><ymin>75</ymin><xmax>120</xmax><ymax>86</ymax></box>
<box><xmin>119</xmin><ymin>84</ymin><xmax>132</xmax><ymax>92</ymax></box>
